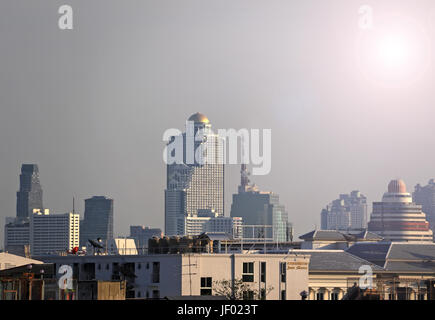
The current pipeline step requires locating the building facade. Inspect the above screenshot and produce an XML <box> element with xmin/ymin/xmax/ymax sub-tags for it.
<box><xmin>80</xmin><ymin>196</ymin><xmax>114</xmax><ymax>247</ymax></box>
<box><xmin>165</xmin><ymin>113</ymin><xmax>225</xmax><ymax>236</ymax></box>
<box><xmin>230</xmin><ymin>165</ymin><xmax>288</xmax><ymax>242</ymax></box>
<box><xmin>16</xmin><ymin>164</ymin><xmax>44</xmax><ymax>220</ymax></box>
<box><xmin>30</xmin><ymin>210</ymin><xmax>80</xmax><ymax>256</ymax></box>
<box><xmin>39</xmin><ymin>253</ymin><xmax>309</xmax><ymax>300</ymax></box>
<box><xmin>185</xmin><ymin>211</ymin><xmax>243</xmax><ymax>238</ymax></box>
<box><xmin>368</xmin><ymin>179</ymin><xmax>433</xmax><ymax>242</ymax></box>
<box><xmin>320</xmin><ymin>191</ymin><xmax>367</xmax><ymax>231</ymax></box>
<box><xmin>4</xmin><ymin>164</ymin><xmax>43</xmax><ymax>254</ymax></box>
<box><xmin>4</xmin><ymin>222</ymin><xmax>29</xmax><ymax>255</ymax></box>
<box><xmin>130</xmin><ymin>226</ymin><xmax>163</xmax><ymax>253</ymax></box>
<box><xmin>414</xmin><ymin>179</ymin><xmax>435</xmax><ymax>234</ymax></box>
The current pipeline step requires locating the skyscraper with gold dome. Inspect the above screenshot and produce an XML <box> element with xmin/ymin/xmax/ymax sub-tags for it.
<box><xmin>164</xmin><ymin>113</ymin><xmax>225</xmax><ymax>236</ymax></box>
<box><xmin>368</xmin><ymin>179</ymin><xmax>433</xmax><ymax>242</ymax></box>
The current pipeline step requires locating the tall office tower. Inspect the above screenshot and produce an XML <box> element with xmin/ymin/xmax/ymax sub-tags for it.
<box><xmin>320</xmin><ymin>191</ymin><xmax>368</xmax><ymax>231</ymax></box>
<box><xmin>4</xmin><ymin>164</ymin><xmax>43</xmax><ymax>255</ymax></box>
<box><xmin>230</xmin><ymin>165</ymin><xmax>288</xmax><ymax>242</ymax></box>
<box><xmin>414</xmin><ymin>179</ymin><xmax>435</xmax><ymax>233</ymax></box>
<box><xmin>368</xmin><ymin>179</ymin><xmax>433</xmax><ymax>242</ymax></box>
<box><xmin>130</xmin><ymin>226</ymin><xmax>163</xmax><ymax>253</ymax></box>
<box><xmin>30</xmin><ymin>209</ymin><xmax>80</xmax><ymax>256</ymax></box>
<box><xmin>165</xmin><ymin>113</ymin><xmax>224</xmax><ymax>236</ymax></box>
<box><xmin>16</xmin><ymin>164</ymin><xmax>43</xmax><ymax>220</ymax></box>
<box><xmin>79</xmin><ymin>196</ymin><xmax>114</xmax><ymax>247</ymax></box>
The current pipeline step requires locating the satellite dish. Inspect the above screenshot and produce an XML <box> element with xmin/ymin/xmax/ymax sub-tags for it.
<box><xmin>88</xmin><ymin>239</ymin><xmax>104</xmax><ymax>249</ymax></box>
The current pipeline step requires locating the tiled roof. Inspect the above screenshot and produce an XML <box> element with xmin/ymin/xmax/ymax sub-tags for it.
<box><xmin>296</xmin><ymin>250</ymin><xmax>383</xmax><ymax>272</ymax></box>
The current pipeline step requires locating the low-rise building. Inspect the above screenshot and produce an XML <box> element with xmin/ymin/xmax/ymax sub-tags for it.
<box><xmin>299</xmin><ymin>229</ymin><xmax>383</xmax><ymax>250</ymax></box>
<box><xmin>38</xmin><ymin>253</ymin><xmax>310</xmax><ymax>300</ymax></box>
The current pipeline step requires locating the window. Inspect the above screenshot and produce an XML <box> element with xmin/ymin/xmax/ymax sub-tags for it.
<box><xmin>281</xmin><ymin>290</ymin><xmax>286</xmax><ymax>300</ymax></box>
<box><xmin>200</xmin><ymin>277</ymin><xmax>212</xmax><ymax>296</ymax></box>
<box><xmin>152</xmin><ymin>290</ymin><xmax>160</xmax><ymax>299</ymax></box>
<box><xmin>243</xmin><ymin>290</ymin><xmax>254</xmax><ymax>300</ymax></box>
<box><xmin>137</xmin><ymin>291</ymin><xmax>141</xmax><ymax>298</ymax></box>
<box><xmin>260</xmin><ymin>262</ymin><xmax>266</xmax><ymax>283</ymax></box>
<box><xmin>316</xmin><ymin>292</ymin><xmax>324</xmax><ymax>300</ymax></box>
<box><xmin>331</xmin><ymin>292</ymin><xmax>339</xmax><ymax>300</ymax></box>
<box><xmin>152</xmin><ymin>262</ymin><xmax>160</xmax><ymax>283</ymax></box>
<box><xmin>280</xmin><ymin>262</ymin><xmax>286</xmax><ymax>283</ymax></box>
<box><xmin>137</xmin><ymin>263</ymin><xmax>141</xmax><ymax>270</ymax></box>
<box><xmin>242</xmin><ymin>262</ymin><xmax>254</xmax><ymax>282</ymax></box>
<box><xmin>260</xmin><ymin>288</ymin><xmax>266</xmax><ymax>300</ymax></box>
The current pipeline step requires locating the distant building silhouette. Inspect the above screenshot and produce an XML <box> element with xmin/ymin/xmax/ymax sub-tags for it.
<box><xmin>80</xmin><ymin>196</ymin><xmax>114</xmax><ymax>247</ymax></box>
<box><xmin>16</xmin><ymin>164</ymin><xmax>43</xmax><ymax>220</ymax></box>
<box><xmin>320</xmin><ymin>191</ymin><xmax>367</xmax><ymax>231</ymax></box>
<box><xmin>414</xmin><ymin>179</ymin><xmax>435</xmax><ymax>233</ymax></box>
<box><xmin>5</xmin><ymin>164</ymin><xmax>43</xmax><ymax>255</ymax></box>
<box><xmin>230</xmin><ymin>165</ymin><xmax>288</xmax><ymax>242</ymax></box>
<box><xmin>129</xmin><ymin>226</ymin><xmax>163</xmax><ymax>253</ymax></box>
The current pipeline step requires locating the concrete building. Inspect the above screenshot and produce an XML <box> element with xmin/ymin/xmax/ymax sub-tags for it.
<box><xmin>30</xmin><ymin>209</ymin><xmax>80</xmax><ymax>256</ymax></box>
<box><xmin>39</xmin><ymin>253</ymin><xmax>309</xmax><ymax>300</ymax></box>
<box><xmin>299</xmin><ymin>229</ymin><xmax>383</xmax><ymax>250</ymax></box>
<box><xmin>0</xmin><ymin>262</ymin><xmax>126</xmax><ymax>300</ymax></box>
<box><xmin>347</xmin><ymin>242</ymin><xmax>435</xmax><ymax>300</ymax></box>
<box><xmin>4</xmin><ymin>164</ymin><xmax>44</xmax><ymax>254</ymax></box>
<box><xmin>185</xmin><ymin>209</ymin><xmax>243</xmax><ymax>238</ymax></box>
<box><xmin>108</xmin><ymin>238</ymin><xmax>138</xmax><ymax>255</ymax></box>
<box><xmin>16</xmin><ymin>164</ymin><xmax>44</xmax><ymax>221</ymax></box>
<box><xmin>320</xmin><ymin>191</ymin><xmax>367</xmax><ymax>231</ymax></box>
<box><xmin>80</xmin><ymin>196</ymin><xmax>114</xmax><ymax>247</ymax></box>
<box><xmin>230</xmin><ymin>165</ymin><xmax>288</xmax><ymax>242</ymax></box>
<box><xmin>129</xmin><ymin>226</ymin><xmax>163</xmax><ymax>253</ymax></box>
<box><xmin>0</xmin><ymin>252</ymin><xmax>42</xmax><ymax>271</ymax></box>
<box><xmin>296</xmin><ymin>250</ymin><xmax>383</xmax><ymax>300</ymax></box>
<box><xmin>368</xmin><ymin>179</ymin><xmax>433</xmax><ymax>242</ymax></box>
<box><xmin>414</xmin><ymin>179</ymin><xmax>435</xmax><ymax>234</ymax></box>
<box><xmin>4</xmin><ymin>221</ymin><xmax>30</xmax><ymax>256</ymax></box>
<box><xmin>165</xmin><ymin>113</ymin><xmax>225</xmax><ymax>236</ymax></box>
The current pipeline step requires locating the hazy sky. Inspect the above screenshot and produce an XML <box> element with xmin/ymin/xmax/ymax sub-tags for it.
<box><xmin>1</xmin><ymin>0</ymin><xmax>435</xmax><ymax>248</ymax></box>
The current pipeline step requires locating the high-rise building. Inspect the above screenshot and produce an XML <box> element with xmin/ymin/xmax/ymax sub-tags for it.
<box><xmin>5</xmin><ymin>164</ymin><xmax>44</xmax><ymax>254</ymax></box>
<box><xmin>30</xmin><ymin>209</ymin><xmax>80</xmax><ymax>256</ymax></box>
<box><xmin>230</xmin><ymin>165</ymin><xmax>288</xmax><ymax>242</ymax></box>
<box><xmin>368</xmin><ymin>179</ymin><xmax>433</xmax><ymax>242</ymax></box>
<box><xmin>320</xmin><ymin>191</ymin><xmax>368</xmax><ymax>231</ymax></box>
<box><xmin>414</xmin><ymin>179</ymin><xmax>435</xmax><ymax>234</ymax></box>
<box><xmin>79</xmin><ymin>196</ymin><xmax>114</xmax><ymax>247</ymax></box>
<box><xmin>16</xmin><ymin>164</ymin><xmax>43</xmax><ymax>220</ymax></box>
<box><xmin>165</xmin><ymin>113</ymin><xmax>224</xmax><ymax>236</ymax></box>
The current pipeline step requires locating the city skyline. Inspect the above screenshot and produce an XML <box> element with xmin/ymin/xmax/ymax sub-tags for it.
<box><xmin>1</xmin><ymin>0</ymin><xmax>435</xmax><ymax>249</ymax></box>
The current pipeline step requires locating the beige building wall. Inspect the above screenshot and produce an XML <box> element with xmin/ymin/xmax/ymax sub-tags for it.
<box><xmin>180</xmin><ymin>254</ymin><xmax>309</xmax><ymax>300</ymax></box>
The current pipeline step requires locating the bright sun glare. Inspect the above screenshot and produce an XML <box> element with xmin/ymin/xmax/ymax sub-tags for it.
<box><xmin>357</xmin><ymin>13</ymin><xmax>430</xmax><ymax>88</ymax></box>
<box><xmin>378</xmin><ymin>35</ymin><xmax>410</xmax><ymax>68</ymax></box>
